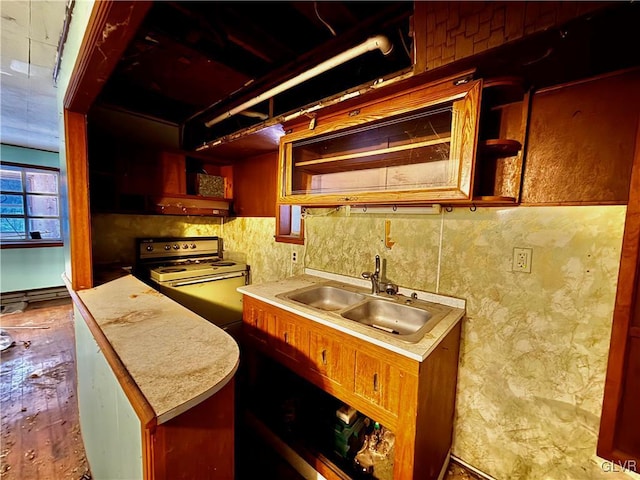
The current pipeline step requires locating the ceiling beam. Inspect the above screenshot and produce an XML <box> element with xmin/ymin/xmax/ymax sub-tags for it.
<box><xmin>187</xmin><ymin>2</ymin><xmax>412</xmax><ymax>126</ymax></box>
<box><xmin>64</xmin><ymin>1</ymin><xmax>152</xmax><ymax>112</ymax></box>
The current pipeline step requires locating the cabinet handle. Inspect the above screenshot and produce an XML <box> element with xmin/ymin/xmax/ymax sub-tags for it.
<box><xmin>373</xmin><ymin>373</ymin><xmax>378</xmax><ymax>392</ymax></box>
<box><xmin>321</xmin><ymin>349</ymin><xmax>327</xmax><ymax>365</ymax></box>
<box><xmin>283</xmin><ymin>332</ymin><xmax>289</xmax><ymax>344</ymax></box>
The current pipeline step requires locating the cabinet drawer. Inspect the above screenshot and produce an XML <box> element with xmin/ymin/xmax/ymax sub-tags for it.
<box><xmin>272</xmin><ymin>314</ymin><xmax>308</xmax><ymax>362</ymax></box>
<box><xmin>308</xmin><ymin>328</ymin><xmax>355</xmax><ymax>390</ymax></box>
<box><xmin>354</xmin><ymin>350</ymin><xmax>402</xmax><ymax>417</ymax></box>
<box><xmin>243</xmin><ymin>299</ymin><xmax>269</xmax><ymax>345</ymax></box>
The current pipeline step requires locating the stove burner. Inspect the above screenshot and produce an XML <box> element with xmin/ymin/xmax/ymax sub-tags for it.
<box><xmin>160</xmin><ymin>267</ymin><xmax>187</xmax><ymax>273</ymax></box>
<box><xmin>211</xmin><ymin>261</ymin><xmax>235</xmax><ymax>267</ymax></box>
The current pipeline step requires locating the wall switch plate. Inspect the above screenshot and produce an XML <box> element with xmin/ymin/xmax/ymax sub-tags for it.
<box><xmin>291</xmin><ymin>251</ymin><xmax>298</xmax><ymax>263</ymax></box>
<box><xmin>512</xmin><ymin>247</ymin><xmax>532</xmax><ymax>273</ymax></box>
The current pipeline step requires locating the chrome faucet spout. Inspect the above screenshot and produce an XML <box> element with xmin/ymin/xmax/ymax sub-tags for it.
<box><xmin>362</xmin><ymin>255</ymin><xmax>381</xmax><ymax>295</ymax></box>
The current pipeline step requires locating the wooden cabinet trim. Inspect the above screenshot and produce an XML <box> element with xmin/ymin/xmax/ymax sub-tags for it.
<box><xmin>413</xmin><ymin>322</ymin><xmax>462</xmax><ymax>479</ymax></box>
<box><xmin>597</xmin><ymin>118</ymin><xmax>640</xmax><ymax>468</ymax></box>
<box><xmin>282</xmin><ymin>70</ymin><xmax>477</xmax><ymax>136</ymax></box>
<box><xmin>64</xmin><ymin>110</ymin><xmax>93</xmax><ymax>290</ymax></box>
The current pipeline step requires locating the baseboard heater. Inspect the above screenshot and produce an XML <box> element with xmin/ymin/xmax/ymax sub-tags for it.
<box><xmin>1</xmin><ymin>286</ymin><xmax>70</xmax><ymax>307</ymax></box>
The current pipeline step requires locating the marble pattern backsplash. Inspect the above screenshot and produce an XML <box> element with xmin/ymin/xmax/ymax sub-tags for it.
<box><xmin>91</xmin><ymin>214</ymin><xmax>222</xmax><ymax>266</ymax></box>
<box><xmin>302</xmin><ymin>205</ymin><xmax>628</xmax><ymax>480</ymax></box>
<box><xmin>92</xmin><ymin>206</ymin><xmax>634</xmax><ymax>479</ymax></box>
<box><xmin>221</xmin><ymin>216</ymin><xmax>305</xmax><ymax>285</ymax></box>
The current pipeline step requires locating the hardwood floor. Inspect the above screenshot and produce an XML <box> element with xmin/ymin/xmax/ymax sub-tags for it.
<box><xmin>0</xmin><ymin>298</ymin><xmax>481</xmax><ymax>480</ymax></box>
<box><xmin>0</xmin><ymin>299</ymin><xmax>90</xmax><ymax>479</ymax></box>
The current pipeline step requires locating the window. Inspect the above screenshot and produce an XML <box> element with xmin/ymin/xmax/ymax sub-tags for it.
<box><xmin>276</xmin><ymin>204</ymin><xmax>304</xmax><ymax>244</ymax></box>
<box><xmin>0</xmin><ymin>163</ymin><xmax>62</xmax><ymax>246</ymax></box>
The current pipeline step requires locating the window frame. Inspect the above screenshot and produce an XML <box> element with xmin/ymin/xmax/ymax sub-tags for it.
<box><xmin>0</xmin><ymin>161</ymin><xmax>63</xmax><ymax>248</ymax></box>
<box><xmin>275</xmin><ymin>204</ymin><xmax>304</xmax><ymax>245</ymax></box>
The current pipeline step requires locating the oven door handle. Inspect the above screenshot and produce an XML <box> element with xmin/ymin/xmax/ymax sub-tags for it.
<box><xmin>168</xmin><ymin>271</ymin><xmax>247</xmax><ymax>287</ymax></box>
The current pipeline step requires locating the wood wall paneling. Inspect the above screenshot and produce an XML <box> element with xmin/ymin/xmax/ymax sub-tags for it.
<box><xmin>232</xmin><ymin>151</ymin><xmax>277</xmax><ymax>217</ymax></box>
<box><xmin>598</xmin><ymin>116</ymin><xmax>640</xmax><ymax>471</ymax></box>
<box><xmin>521</xmin><ymin>69</ymin><xmax>640</xmax><ymax>205</ymax></box>
<box><xmin>413</xmin><ymin>2</ymin><xmax>607</xmax><ymax>72</ymax></box>
<box><xmin>159</xmin><ymin>152</ymin><xmax>187</xmax><ymax>195</ymax></box>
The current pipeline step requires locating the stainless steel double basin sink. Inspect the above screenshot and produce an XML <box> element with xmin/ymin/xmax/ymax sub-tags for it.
<box><xmin>276</xmin><ymin>282</ymin><xmax>442</xmax><ymax>343</ymax></box>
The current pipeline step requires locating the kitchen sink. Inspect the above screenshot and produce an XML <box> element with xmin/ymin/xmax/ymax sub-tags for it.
<box><xmin>278</xmin><ymin>282</ymin><xmax>443</xmax><ymax>343</ymax></box>
<box><xmin>340</xmin><ymin>299</ymin><xmax>436</xmax><ymax>343</ymax></box>
<box><xmin>280</xmin><ymin>285</ymin><xmax>366</xmax><ymax>311</ymax></box>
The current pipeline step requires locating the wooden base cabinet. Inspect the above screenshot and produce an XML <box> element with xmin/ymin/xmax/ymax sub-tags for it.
<box><xmin>74</xmin><ymin>305</ymin><xmax>235</xmax><ymax>480</ymax></box>
<box><xmin>241</xmin><ymin>296</ymin><xmax>462</xmax><ymax>480</ymax></box>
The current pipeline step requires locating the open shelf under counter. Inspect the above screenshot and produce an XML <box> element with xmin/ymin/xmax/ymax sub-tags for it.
<box><xmin>244</xmin><ymin>409</ymin><xmax>357</xmax><ymax>480</ymax></box>
<box><xmin>241</xmin><ymin>354</ymin><xmax>395</xmax><ymax>480</ymax></box>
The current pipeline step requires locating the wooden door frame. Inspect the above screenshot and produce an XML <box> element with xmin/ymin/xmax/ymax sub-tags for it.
<box><xmin>597</xmin><ymin>121</ymin><xmax>640</xmax><ymax>469</ymax></box>
<box><xmin>62</xmin><ymin>1</ymin><xmax>151</xmax><ymax>290</ymax></box>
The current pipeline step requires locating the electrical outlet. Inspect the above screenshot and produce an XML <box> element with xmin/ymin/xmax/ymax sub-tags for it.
<box><xmin>512</xmin><ymin>247</ymin><xmax>532</xmax><ymax>273</ymax></box>
<box><xmin>291</xmin><ymin>251</ymin><xmax>298</xmax><ymax>263</ymax></box>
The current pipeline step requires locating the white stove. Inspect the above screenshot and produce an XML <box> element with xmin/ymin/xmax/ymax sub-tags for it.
<box><xmin>135</xmin><ymin>236</ymin><xmax>249</xmax><ymax>338</ymax></box>
<box><xmin>149</xmin><ymin>259</ymin><xmax>245</xmax><ymax>283</ymax></box>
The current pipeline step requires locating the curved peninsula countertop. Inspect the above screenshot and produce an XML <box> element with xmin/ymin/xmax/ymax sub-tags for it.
<box><xmin>67</xmin><ymin>274</ymin><xmax>239</xmax><ymax>425</ymax></box>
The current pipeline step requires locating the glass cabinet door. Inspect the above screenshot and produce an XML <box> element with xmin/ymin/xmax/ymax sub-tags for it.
<box><xmin>279</xmin><ymin>80</ymin><xmax>481</xmax><ymax>205</ymax></box>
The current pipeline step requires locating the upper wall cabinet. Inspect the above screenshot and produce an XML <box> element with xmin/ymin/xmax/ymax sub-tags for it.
<box><xmin>88</xmin><ymin>134</ymin><xmax>233</xmax><ymax>216</ymax></box>
<box><xmin>277</xmin><ymin>75</ymin><xmax>482</xmax><ymax>206</ymax></box>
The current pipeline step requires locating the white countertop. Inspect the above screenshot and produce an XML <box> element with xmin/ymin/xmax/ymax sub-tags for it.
<box><xmin>77</xmin><ymin>275</ymin><xmax>240</xmax><ymax>424</ymax></box>
<box><xmin>238</xmin><ymin>269</ymin><xmax>466</xmax><ymax>362</ymax></box>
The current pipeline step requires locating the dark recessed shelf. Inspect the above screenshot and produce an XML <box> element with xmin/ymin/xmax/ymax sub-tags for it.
<box><xmin>483</xmin><ymin>76</ymin><xmax>525</xmax><ymax>105</ymax></box>
<box><xmin>473</xmin><ymin>195</ymin><xmax>517</xmax><ymax>203</ymax></box>
<box><xmin>479</xmin><ymin>139</ymin><xmax>522</xmax><ymax>157</ymax></box>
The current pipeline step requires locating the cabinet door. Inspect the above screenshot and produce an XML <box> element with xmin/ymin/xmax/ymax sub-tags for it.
<box><xmin>242</xmin><ymin>297</ymin><xmax>270</xmax><ymax>345</ymax></box>
<box><xmin>278</xmin><ymin>78</ymin><xmax>481</xmax><ymax>205</ymax></box>
<box><xmin>308</xmin><ymin>328</ymin><xmax>355</xmax><ymax>390</ymax></box>
<box><xmin>272</xmin><ymin>312</ymin><xmax>308</xmax><ymax>363</ymax></box>
<box><xmin>354</xmin><ymin>351</ymin><xmax>402</xmax><ymax>416</ymax></box>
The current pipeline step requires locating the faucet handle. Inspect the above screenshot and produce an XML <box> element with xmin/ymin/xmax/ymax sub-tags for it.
<box><xmin>383</xmin><ymin>283</ymin><xmax>398</xmax><ymax>295</ymax></box>
<box><xmin>362</xmin><ymin>271</ymin><xmax>373</xmax><ymax>279</ymax></box>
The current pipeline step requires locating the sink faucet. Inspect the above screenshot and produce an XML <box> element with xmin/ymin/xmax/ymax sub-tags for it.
<box><xmin>362</xmin><ymin>255</ymin><xmax>381</xmax><ymax>295</ymax></box>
